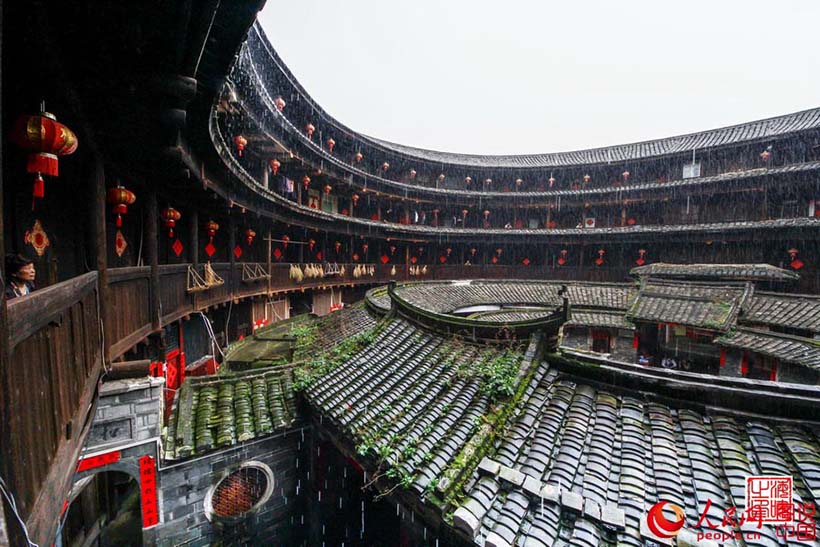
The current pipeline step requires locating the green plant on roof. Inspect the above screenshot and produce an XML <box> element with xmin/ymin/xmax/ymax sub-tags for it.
<box><xmin>292</xmin><ymin>323</ymin><xmax>383</xmax><ymax>391</ymax></box>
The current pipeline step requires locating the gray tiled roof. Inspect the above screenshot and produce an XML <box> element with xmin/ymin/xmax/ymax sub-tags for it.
<box><xmin>472</xmin><ymin>310</ymin><xmax>554</xmax><ymax>323</ymax></box>
<box><xmin>563</xmin><ymin>283</ymin><xmax>636</xmax><ymax>311</ymax></box>
<box><xmin>453</xmin><ymin>371</ymin><xmax>820</xmax><ymax>546</ymax></box>
<box><xmin>365</xmin><ymin>108</ymin><xmax>820</xmax><ymax>168</ymax></box>
<box><xmin>566</xmin><ymin>310</ymin><xmax>633</xmax><ymax>329</ymax></box>
<box><xmin>744</xmin><ymin>292</ymin><xmax>820</xmax><ymax>333</ymax></box>
<box><xmin>716</xmin><ymin>328</ymin><xmax>820</xmax><ymax>371</ymax></box>
<box><xmin>631</xmin><ymin>263</ymin><xmax>799</xmax><ymax>282</ymax></box>
<box><xmin>627</xmin><ymin>280</ymin><xmax>752</xmax><ymax>331</ymax></box>
<box><xmin>394</xmin><ymin>281</ymin><xmax>564</xmax><ymax>314</ymax></box>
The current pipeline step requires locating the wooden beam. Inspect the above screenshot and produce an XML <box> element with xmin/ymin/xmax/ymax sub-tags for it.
<box><xmin>107</xmin><ymin>359</ymin><xmax>152</xmax><ymax>380</ymax></box>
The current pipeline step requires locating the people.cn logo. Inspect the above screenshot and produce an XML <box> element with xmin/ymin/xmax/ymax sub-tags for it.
<box><xmin>646</xmin><ymin>500</ymin><xmax>686</xmax><ymax>538</ymax></box>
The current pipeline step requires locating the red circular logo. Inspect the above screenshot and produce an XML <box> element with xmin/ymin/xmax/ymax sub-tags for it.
<box><xmin>646</xmin><ymin>501</ymin><xmax>685</xmax><ymax>538</ymax></box>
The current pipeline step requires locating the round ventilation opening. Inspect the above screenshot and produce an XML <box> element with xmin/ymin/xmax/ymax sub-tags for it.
<box><xmin>209</xmin><ymin>462</ymin><xmax>273</xmax><ymax>519</ymax></box>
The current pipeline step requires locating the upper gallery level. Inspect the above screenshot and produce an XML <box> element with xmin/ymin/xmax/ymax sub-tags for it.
<box><xmin>222</xmin><ymin>23</ymin><xmax>820</xmax><ymax>200</ymax></box>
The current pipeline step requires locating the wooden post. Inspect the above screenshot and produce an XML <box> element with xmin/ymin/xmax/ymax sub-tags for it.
<box><xmin>91</xmin><ymin>155</ymin><xmax>110</xmax><ymax>364</ymax></box>
<box><xmin>266</xmin><ymin>227</ymin><xmax>272</xmax><ymax>295</ymax></box>
<box><xmin>147</xmin><ymin>190</ymin><xmax>161</xmax><ymax>330</ymax></box>
<box><xmin>190</xmin><ymin>209</ymin><xmax>199</xmax><ymax>267</ymax></box>
<box><xmin>228</xmin><ymin>215</ymin><xmax>236</xmax><ymax>290</ymax></box>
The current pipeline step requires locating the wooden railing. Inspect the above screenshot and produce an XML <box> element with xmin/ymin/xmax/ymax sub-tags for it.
<box><xmin>1</xmin><ymin>272</ymin><xmax>102</xmax><ymax>545</ymax></box>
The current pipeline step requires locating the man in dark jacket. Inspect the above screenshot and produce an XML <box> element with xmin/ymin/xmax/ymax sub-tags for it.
<box><xmin>4</xmin><ymin>254</ymin><xmax>36</xmax><ymax>300</ymax></box>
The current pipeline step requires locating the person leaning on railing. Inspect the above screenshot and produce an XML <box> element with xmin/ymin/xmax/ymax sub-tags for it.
<box><xmin>3</xmin><ymin>253</ymin><xmax>36</xmax><ymax>300</ymax></box>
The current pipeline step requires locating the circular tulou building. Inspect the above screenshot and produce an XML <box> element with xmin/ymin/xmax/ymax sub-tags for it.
<box><xmin>0</xmin><ymin>3</ymin><xmax>819</xmax><ymax>547</ymax></box>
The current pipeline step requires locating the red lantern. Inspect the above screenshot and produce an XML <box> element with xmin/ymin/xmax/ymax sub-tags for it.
<box><xmin>106</xmin><ymin>185</ymin><xmax>136</xmax><ymax>228</ymax></box>
<box><xmin>595</xmin><ymin>249</ymin><xmax>605</xmax><ymax>266</ymax></box>
<box><xmin>324</xmin><ymin>184</ymin><xmax>332</xmax><ymax>195</ymax></box>
<box><xmin>627</xmin><ymin>217</ymin><xmax>637</xmax><ymax>226</ymax></box>
<box><xmin>522</xmin><ymin>257</ymin><xmax>530</xmax><ymax>266</ymax></box>
<box><xmin>354</xmin><ymin>152</ymin><xmax>363</xmax><ymax>163</ymax></box>
<box><xmin>382</xmin><ymin>162</ymin><xmax>390</xmax><ymax>172</ymax></box>
<box><xmin>305</xmin><ymin>123</ymin><xmax>315</xmax><ymax>139</ymax></box>
<box><xmin>389</xmin><ymin>245</ymin><xmax>396</xmax><ymax>255</ymax></box>
<box><xmin>234</xmin><ymin>135</ymin><xmax>247</xmax><ymax>156</ymax></box>
<box><xmin>548</xmin><ymin>220</ymin><xmax>557</xmax><ymax>229</ymax></box>
<box><xmin>302</xmin><ymin>175</ymin><xmax>311</xmax><ymax>190</ymax></box>
<box><xmin>274</xmin><ymin>97</ymin><xmax>286</xmax><ymax>112</ymax></box>
<box><xmin>548</xmin><ymin>176</ymin><xmax>556</xmax><ymax>188</ymax></box>
<box><xmin>282</xmin><ymin>235</ymin><xmax>290</xmax><ymax>249</ymax></box>
<box><xmin>269</xmin><ymin>159</ymin><xmax>281</xmax><ymax>175</ymax></box>
<box><xmin>205</xmin><ymin>220</ymin><xmax>219</xmax><ymax>242</ymax></box>
<box><xmin>161</xmin><ymin>207</ymin><xmax>181</xmax><ymax>238</ymax></box>
<box><xmin>334</xmin><ymin>241</ymin><xmax>342</xmax><ymax>253</ymax></box>
<box><xmin>760</xmin><ymin>149</ymin><xmax>772</xmax><ymax>162</ymax></box>
<box><xmin>462</xmin><ymin>208</ymin><xmax>469</xmax><ymax>220</ymax></box>
<box><xmin>327</xmin><ymin>138</ymin><xmax>335</xmax><ymax>152</ymax></box>
<box><xmin>557</xmin><ymin>249</ymin><xmax>568</xmax><ymax>266</ymax></box>
<box><xmin>409</xmin><ymin>169</ymin><xmax>417</xmax><ymax>179</ymax></box>
<box><xmin>362</xmin><ymin>242</ymin><xmax>369</xmax><ymax>253</ymax></box>
<box><xmin>622</xmin><ymin>170</ymin><xmax>630</xmax><ymax>182</ymax></box>
<box><xmin>11</xmin><ymin>111</ymin><xmax>79</xmax><ymax>208</ymax></box>
<box><xmin>788</xmin><ymin>248</ymin><xmax>804</xmax><ymax>270</ymax></box>
<box><xmin>244</xmin><ymin>228</ymin><xmax>256</xmax><ymax>246</ymax></box>
<box><xmin>308</xmin><ymin>238</ymin><xmax>316</xmax><ymax>252</ymax></box>
<box><xmin>352</xmin><ymin>194</ymin><xmax>360</xmax><ymax>206</ymax></box>
<box><xmin>636</xmin><ymin>249</ymin><xmax>647</xmax><ymax>266</ymax></box>
<box><xmin>432</xmin><ymin>208</ymin><xmax>440</xmax><ymax>226</ymax></box>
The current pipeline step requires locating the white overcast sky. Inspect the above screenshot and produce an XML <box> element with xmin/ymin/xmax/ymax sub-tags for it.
<box><xmin>258</xmin><ymin>1</ymin><xmax>819</xmax><ymax>155</ymax></box>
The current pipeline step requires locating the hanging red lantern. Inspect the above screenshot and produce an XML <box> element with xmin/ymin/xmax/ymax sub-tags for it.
<box><xmin>324</xmin><ymin>184</ymin><xmax>332</xmax><ymax>195</ymax></box>
<box><xmin>282</xmin><ymin>235</ymin><xmax>290</xmax><ymax>249</ymax></box>
<box><xmin>788</xmin><ymin>248</ymin><xmax>804</xmax><ymax>270</ymax></box>
<box><xmin>760</xmin><ymin>149</ymin><xmax>772</xmax><ymax>162</ymax></box>
<box><xmin>595</xmin><ymin>249</ymin><xmax>606</xmax><ymax>266</ymax></box>
<box><xmin>334</xmin><ymin>241</ymin><xmax>342</xmax><ymax>253</ymax></box>
<box><xmin>352</xmin><ymin>194</ymin><xmax>360</xmax><ymax>206</ymax></box>
<box><xmin>326</xmin><ymin>137</ymin><xmax>335</xmax><ymax>152</ymax></box>
<box><xmin>11</xmin><ymin>110</ymin><xmax>79</xmax><ymax>208</ymax></box>
<box><xmin>462</xmin><ymin>208</ymin><xmax>469</xmax><ymax>220</ymax></box>
<box><xmin>627</xmin><ymin>217</ymin><xmax>637</xmax><ymax>226</ymax></box>
<box><xmin>161</xmin><ymin>207</ymin><xmax>181</xmax><ymax>238</ymax></box>
<box><xmin>234</xmin><ymin>135</ymin><xmax>247</xmax><ymax>156</ymax></box>
<box><xmin>274</xmin><ymin>97</ymin><xmax>286</xmax><ymax>112</ymax></box>
<box><xmin>308</xmin><ymin>238</ymin><xmax>316</xmax><ymax>252</ymax></box>
<box><xmin>305</xmin><ymin>123</ymin><xmax>315</xmax><ymax>139</ymax></box>
<box><xmin>302</xmin><ymin>175</ymin><xmax>311</xmax><ymax>190</ymax></box>
<box><xmin>205</xmin><ymin>220</ymin><xmax>219</xmax><ymax>242</ymax></box>
<box><xmin>557</xmin><ymin>249</ymin><xmax>568</xmax><ymax>266</ymax></box>
<box><xmin>362</xmin><ymin>242</ymin><xmax>369</xmax><ymax>253</ymax></box>
<box><xmin>106</xmin><ymin>185</ymin><xmax>136</xmax><ymax>228</ymax></box>
<box><xmin>548</xmin><ymin>176</ymin><xmax>556</xmax><ymax>188</ymax></box>
<box><xmin>635</xmin><ymin>248</ymin><xmax>647</xmax><ymax>266</ymax></box>
<box><xmin>269</xmin><ymin>159</ymin><xmax>281</xmax><ymax>175</ymax></box>
<box><xmin>244</xmin><ymin>228</ymin><xmax>256</xmax><ymax>246</ymax></box>
<box><xmin>354</xmin><ymin>151</ymin><xmax>363</xmax><ymax>163</ymax></box>
<box><xmin>382</xmin><ymin>162</ymin><xmax>390</xmax><ymax>172</ymax></box>
<box><xmin>431</xmin><ymin>208</ymin><xmax>440</xmax><ymax>226</ymax></box>
<box><xmin>389</xmin><ymin>245</ymin><xmax>396</xmax><ymax>255</ymax></box>
<box><xmin>409</xmin><ymin>169</ymin><xmax>417</xmax><ymax>179</ymax></box>
<box><xmin>622</xmin><ymin>170</ymin><xmax>630</xmax><ymax>182</ymax></box>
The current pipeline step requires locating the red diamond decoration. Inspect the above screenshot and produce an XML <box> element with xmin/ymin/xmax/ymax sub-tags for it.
<box><xmin>205</xmin><ymin>242</ymin><xmax>216</xmax><ymax>257</ymax></box>
<box><xmin>172</xmin><ymin>239</ymin><xmax>183</xmax><ymax>257</ymax></box>
<box><xmin>316</xmin><ymin>251</ymin><xmax>322</xmax><ymax>261</ymax></box>
<box><xmin>595</xmin><ymin>257</ymin><xmax>605</xmax><ymax>266</ymax></box>
<box><xmin>273</xmin><ymin>248</ymin><xmax>282</xmax><ymax>259</ymax></box>
<box><xmin>635</xmin><ymin>258</ymin><xmax>646</xmax><ymax>266</ymax></box>
<box><xmin>791</xmin><ymin>259</ymin><xmax>804</xmax><ymax>270</ymax></box>
<box><xmin>233</xmin><ymin>245</ymin><xmax>243</xmax><ymax>259</ymax></box>
<box><xmin>352</xmin><ymin>253</ymin><xmax>359</xmax><ymax>262</ymax></box>
<box><xmin>114</xmin><ymin>230</ymin><xmax>128</xmax><ymax>257</ymax></box>
<box><xmin>410</xmin><ymin>256</ymin><xmax>418</xmax><ymax>264</ymax></box>
<box><xmin>439</xmin><ymin>255</ymin><xmax>447</xmax><ymax>264</ymax></box>
<box><xmin>380</xmin><ymin>254</ymin><xmax>389</xmax><ymax>264</ymax></box>
<box><xmin>557</xmin><ymin>257</ymin><xmax>566</xmax><ymax>266</ymax></box>
<box><xmin>522</xmin><ymin>257</ymin><xmax>530</xmax><ymax>266</ymax></box>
